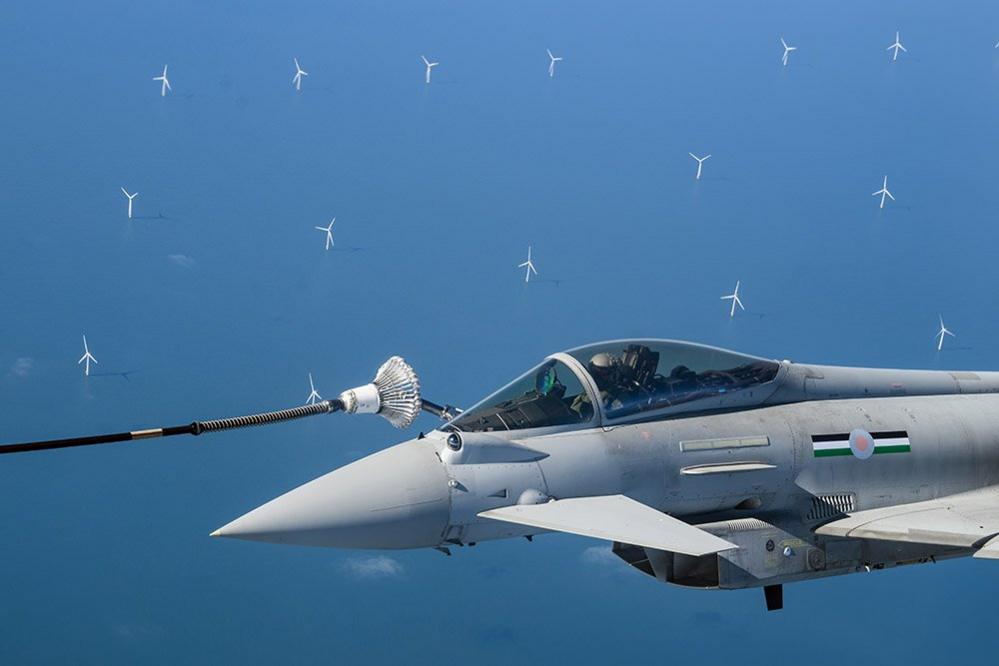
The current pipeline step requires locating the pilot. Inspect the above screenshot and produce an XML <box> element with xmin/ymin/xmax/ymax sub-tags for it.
<box><xmin>585</xmin><ymin>353</ymin><xmax>625</xmax><ymax>411</ymax></box>
<box><xmin>667</xmin><ymin>364</ymin><xmax>698</xmax><ymax>393</ymax></box>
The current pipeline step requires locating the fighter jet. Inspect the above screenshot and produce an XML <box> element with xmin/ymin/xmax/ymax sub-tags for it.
<box><xmin>7</xmin><ymin>339</ymin><xmax>999</xmax><ymax>611</ymax></box>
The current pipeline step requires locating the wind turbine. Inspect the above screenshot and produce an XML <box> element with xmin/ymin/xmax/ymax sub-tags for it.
<box><xmin>315</xmin><ymin>218</ymin><xmax>335</xmax><ymax>250</ymax></box>
<box><xmin>689</xmin><ymin>153</ymin><xmax>711</xmax><ymax>180</ymax></box>
<box><xmin>721</xmin><ymin>281</ymin><xmax>745</xmax><ymax>318</ymax></box>
<box><xmin>78</xmin><ymin>335</ymin><xmax>98</xmax><ymax>377</ymax></box>
<box><xmin>872</xmin><ymin>175</ymin><xmax>895</xmax><ymax>209</ymax></box>
<box><xmin>292</xmin><ymin>58</ymin><xmax>308</xmax><ymax>91</ymax></box>
<box><xmin>306</xmin><ymin>373</ymin><xmax>322</xmax><ymax>405</ymax></box>
<box><xmin>935</xmin><ymin>315</ymin><xmax>955</xmax><ymax>351</ymax></box>
<box><xmin>887</xmin><ymin>31</ymin><xmax>907</xmax><ymax>61</ymax></box>
<box><xmin>780</xmin><ymin>38</ymin><xmax>797</xmax><ymax>66</ymax></box>
<box><xmin>153</xmin><ymin>65</ymin><xmax>171</xmax><ymax>97</ymax></box>
<box><xmin>518</xmin><ymin>246</ymin><xmax>538</xmax><ymax>283</ymax></box>
<box><xmin>547</xmin><ymin>49</ymin><xmax>563</xmax><ymax>77</ymax></box>
<box><xmin>120</xmin><ymin>187</ymin><xmax>138</xmax><ymax>219</ymax></box>
<box><xmin>421</xmin><ymin>55</ymin><xmax>438</xmax><ymax>84</ymax></box>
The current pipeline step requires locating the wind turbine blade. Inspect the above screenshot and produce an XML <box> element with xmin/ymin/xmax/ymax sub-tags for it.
<box><xmin>899</xmin><ymin>44</ymin><xmax>907</xmax><ymax>52</ymax></box>
<box><xmin>886</xmin><ymin>191</ymin><xmax>895</xmax><ymax>200</ymax></box>
<box><xmin>547</xmin><ymin>49</ymin><xmax>554</xmax><ymax>59</ymax></box>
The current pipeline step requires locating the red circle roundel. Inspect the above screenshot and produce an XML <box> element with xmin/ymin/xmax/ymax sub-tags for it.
<box><xmin>849</xmin><ymin>428</ymin><xmax>875</xmax><ymax>460</ymax></box>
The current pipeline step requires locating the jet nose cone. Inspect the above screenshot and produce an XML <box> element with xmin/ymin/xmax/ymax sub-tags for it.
<box><xmin>213</xmin><ymin>438</ymin><xmax>449</xmax><ymax>549</ymax></box>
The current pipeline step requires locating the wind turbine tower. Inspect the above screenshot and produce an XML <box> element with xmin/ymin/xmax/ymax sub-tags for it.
<box><xmin>78</xmin><ymin>335</ymin><xmax>98</xmax><ymax>377</ymax></box>
<box><xmin>519</xmin><ymin>246</ymin><xmax>538</xmax><ymax>283</ymax></box>
<box><xmin>721</xmin><ymin>281</ymin><xmax>745</xmax><ymax>318</ymax></box>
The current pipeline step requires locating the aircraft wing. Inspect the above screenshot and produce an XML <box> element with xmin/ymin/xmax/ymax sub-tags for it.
<box><xmin>814</xmin><ymin>486</ymin><xmax>999</xmax><ymax>559</ymax></box>
<box><xmin>479</xmin><ymin>494</ymin><xmax>737</xmax><ymax>557</ymax></box>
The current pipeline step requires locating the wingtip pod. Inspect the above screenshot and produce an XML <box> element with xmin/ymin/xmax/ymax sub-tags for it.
<box><xmin>338</xmin><ymin>356</ymin><xmax>422</xmax><ymax>429</ymax></box>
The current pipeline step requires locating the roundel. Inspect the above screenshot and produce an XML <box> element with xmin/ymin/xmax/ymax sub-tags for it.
<box><xmin>849</xmin><ymin>428</ymin><xmax>875</xmax><ymax>460</ymax></box>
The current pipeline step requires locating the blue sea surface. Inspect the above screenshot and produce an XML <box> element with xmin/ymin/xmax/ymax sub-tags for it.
<box><xmin>2</xmin><ymin>1</ymin><xmax>999</xmax><ymax>663</ymax></box>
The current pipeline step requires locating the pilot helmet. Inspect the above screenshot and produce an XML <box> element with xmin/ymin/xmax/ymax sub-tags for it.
<box><xmin>588</xmin><ymin>353</ymin><xmax>617</xmax><ymax>378</ymax></box>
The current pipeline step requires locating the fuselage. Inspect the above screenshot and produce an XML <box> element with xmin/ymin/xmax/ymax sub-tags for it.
<box><xmin>213</xmin><ymin>340</ymin><xmax>999</xmax><ymax>590</ymax></box>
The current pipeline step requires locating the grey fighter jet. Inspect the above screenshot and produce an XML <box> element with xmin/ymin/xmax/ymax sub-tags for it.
<box><xmin>8</xmin><ymin>339</ymin><xmax>999</xmax><ymax>611</ymax></box>
<box><xmin>209</xmin><ymin>339</ymin><xmax>999</xmax><ymax>611</ymax></box>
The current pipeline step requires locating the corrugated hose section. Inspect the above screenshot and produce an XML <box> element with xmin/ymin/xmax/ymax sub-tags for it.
<box><xmin>193</xmin><ymin>399</ymin><xmax>342</xmax><ymax>435</ymax></box>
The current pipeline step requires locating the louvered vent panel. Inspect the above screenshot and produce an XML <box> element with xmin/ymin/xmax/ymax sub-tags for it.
<box><xmin>807</xmin><ymin>493</ymin><xmax>855</xmax><ymax>520</ymax></box>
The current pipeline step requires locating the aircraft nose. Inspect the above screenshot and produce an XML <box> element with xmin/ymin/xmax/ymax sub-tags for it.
<box><xmin>211</xmin><ymin>438</ymin><xmax>450</xmax><ymax>549</ymax></box>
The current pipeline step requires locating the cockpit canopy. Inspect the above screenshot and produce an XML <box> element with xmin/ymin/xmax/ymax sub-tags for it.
<box><xmin>567</xmin><ymin>340</ymin><xmax>780</xmax><ymax>420</ymax></box>
<box><xmin>449</xmin><ymin>339</ymin><xmax>781</xmax><ymax>433</ymax></box>
<box><xmin>449</xmin><ymin>358</ymin><xmax>594</xmax><ymax>433</ymax></box>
